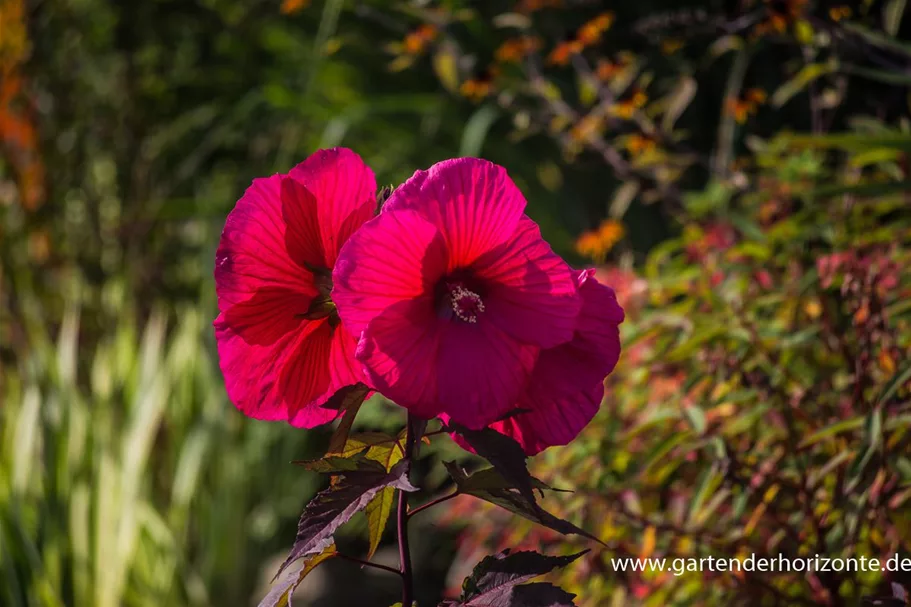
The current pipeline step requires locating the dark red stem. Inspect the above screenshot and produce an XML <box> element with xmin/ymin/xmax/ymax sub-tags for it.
<box><xmin>407</xmin><ymin>490</ymin><xmax>460</xmax><ymax>519</ymax></box>
<box><xmin>397</xmin><ymin>414</ymin><xmax>417</xmax><ymax>606</ymax></box>
<box><xmin>336</xmin><ymin>553</ymin><xmax>402</xmax><ymax>576</ymax></box>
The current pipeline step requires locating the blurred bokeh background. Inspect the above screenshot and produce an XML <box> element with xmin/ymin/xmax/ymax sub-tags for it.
<box><xmin>2</xmin><ymin>0</ymin><xmax>911</xmax><ymax>605</ymax></box>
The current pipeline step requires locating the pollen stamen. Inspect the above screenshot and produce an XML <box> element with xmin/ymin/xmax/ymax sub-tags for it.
<box><xmin>450</xmin><ymin>285</ymin><xmax>485</xmax><ymax>323</ymax></box>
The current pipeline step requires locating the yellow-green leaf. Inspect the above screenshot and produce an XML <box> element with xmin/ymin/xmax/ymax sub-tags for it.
<box><xmin>363</xmin><ymin>441</ymin><xmax>405</xmax><ymax>559</ymax></box>
<box><xmin>330</xmin><ymin>431</ymin><xmax>398</xmax><ymax>458</ymax></box>
<box><xmin>661</xmin><ymin>76</ymin><xmax>696</xmax><ymax>131</ymax></box>
<box><xmin>364</xmin><ymin>487</ymin><xmax>396</xmax><ymax>560</ymax></box>
<box><xmin>771</xmin><ymin>61</ymin><xmax>837</xmax><ymax>108</ymax></box>
<box><xmin>433</xmin><ymin>45</ymin><xmax>459</xmax><ymax>93</ymax></box>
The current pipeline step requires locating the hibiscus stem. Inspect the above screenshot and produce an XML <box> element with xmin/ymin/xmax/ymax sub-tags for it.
<box><xmin>336</xmin><ymin>553</ymin><xmax>403</xmax><ymax>576</ymax></box>
<box><xmin>397</xmin><ymin>414</ymin><xmax>417</xmax><ymax>606</ymax></box>
<box><xmin>406</xmin><ymin>490</ymin><xmax>460</xmax><ymax>519</ymax></box>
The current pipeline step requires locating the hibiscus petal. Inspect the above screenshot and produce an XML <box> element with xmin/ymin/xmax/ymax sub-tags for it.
<box><xmin>220</xmin><ymin>287</ymin><xmax>311</xmax><ymax>346</ymax></box>
<box><xmin>215</xmin><ymin>173</ymin><xmax>328</xmax><ymax>422</ymax></box>
<box><xmin>333</xmin><ymin>208</ymin><xmax>448</xmax><ymax>338</ymax></box>
<box><xmin>436</xmin><ymin>322</ymin><xmax>538</xmax><ymax>429</ymax></box>
<box><xmin>278</xmin><ymin>321</ymin><xmax>334</xmax><ymax>424</ymax></box>
<box><xmin>575</xmin><ymin>268</ymin><xmax>625</xmax><ymax>349</ymax></box>
<box><xmin>490</xmin><ymin>269</ymin><xmax>624</xmax><ymax>453</ymax></box>
<box><xmin>356</xmin><ymin>297</ymin><xmax>445</xmax><ymax>420</ymax></box>
<box><xmin>328</xmin><ymin>323</ymin><xmax>366</xmax><ymax>388</ymax></box>
<box><xmin>289</xmin><ymin>148</ymin><xmax>377</xmax><ymax>266</ymax></box>
<box><xmin>473</xmin><ymin>215</ymin><xmax>581</xmax><ymax>348</ymax></box>
<box><xmin>286</xmin><ymin>324</ymin><xmax>366</xmax><ymax>427</ymax></box>
<box><xmin>216</xmin><ymin>316</ymin><xmax>339</xmax><ymax>427</ymax></box>
<box><xmin>491</xmin><ymin>383</ymin><xmax>604</xmax><ymax>456</ymax></box>
<box><xmin>281</xmin><ymin>176</ymin><xmax>325</xmax><ymax>270</ymax></box>
<box><xmin>215</xmin><ymin>174</ymin><xmax>317</xmax><ymax>309</ymax></box>
<box><xmin>384</xmin><ymin>158</ymin><xmax>526</xmax><ymax>270</ymax></box>
<box><xmin>215</xmin><ymin>157</ymin><xmax>371</xmax><ymax>427</ymax></box>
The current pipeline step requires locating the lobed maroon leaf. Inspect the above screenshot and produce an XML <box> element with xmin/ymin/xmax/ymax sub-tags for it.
<box><xmin>443</xmin><ymin>462</ymin><xmax>603</xmax><ymax>545</ymax></box>
<box><xmin>454</xmin><ymin>466</ymin><xmax>569</xmax><ymax>496</ymax></box>
<box><xmin>321</xmin><ymin>382</ymin><xmax>370</xmax><ymax>411</ymax></box>
<box><xmin>322</xmin><ymin>383</ymin><xmax>371</xmax><ymax>454</ymax></box>
<box><xmin>292</xmin><ymin>453</ymin><xmax>386</xmax><ymax>474</ymax></box>
<box><xmin>502</xmin><ymin>583</ymin><xmax>577</xmax><ymax>606</ymax></box>
<box><xmin>441</xmin><ymin>584</ymin><xmax>576</xmax><ymax>607</ymax></box>
<box><xmin>274</xmin><ymin>458</ymin><xmax>417</xmax><ymax>580</ymax></box>
<box><xmin>447</xmin><ymin>422</ymin><xmax>537</xmax><ymax>506</ymax></box>
<box><xmin>462</xmin><ymin>550</ymin><xmax>587</xmax><ymax>597</ymax></box>
<box><xmin>861</xmin><ymin>582</ymin><xmax>909</xmax><ymax>606</ymax></box>
<box><xmin>258</xmin><ymin>545</ymin><xmax>337</xmax><ymax>607</ymax></box>
<box><xmin>410</xmin><ymin>416</ymin><xmax>429</xmax><ymax>455</ymax></box>
<box><xmin>443</xmin><ymin>549</ymin><xmax>584</xmax><ymax>606</ymax></box>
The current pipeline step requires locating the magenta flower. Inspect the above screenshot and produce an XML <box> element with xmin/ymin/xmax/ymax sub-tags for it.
<box><xmin>332</xmin><ymin>158</ymin><xmax>582</xmax><ymax>429</ymax></box>
<box><xmin>481</xmin><ymin>269</ymin><xmax>623</xmax><ymax>454</ymax></box>
<box><xmin>214</xmin><ymin>148</ymin><xmax>376</xmax><ymax>427</ymax></box>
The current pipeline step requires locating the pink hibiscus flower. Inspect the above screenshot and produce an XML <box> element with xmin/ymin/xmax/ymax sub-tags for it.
<box><xmin>481</xmin><ymin>269</ymin><xmax>624</xmax><ymax>454</ymax></box>
<box><xmin>214</xmin><ymin>148</ymin><xmax>376</xmax><ymax>427</ymax></box>
<box><xmin>332</xmin><ymin>157</ymin><xmax>582</xmax><ymax>429</ymax></box>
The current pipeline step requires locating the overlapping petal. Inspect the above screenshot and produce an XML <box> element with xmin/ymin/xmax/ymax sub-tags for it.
<box><xmin>289</xmin><ymin>148</ymin><xmax>377</xmax><ymax>266</ymax></box>
<box><xmin>334</xmin><ymin>157</ymin><xmax>582</xmax><ymax>428</ymax></box>
<box><xmin>333</xmin><ymin>209</ymin><xmax>448</xmax><ymax>338</ymax></box>
<box><xmin>215</xmin><ymin>175</ymin><xmax>317</xmax><ymax>307</ymax></box>
<box><xmin>384</xmin><ymin>158</ymin><xmax>526</xmax><ymax>271</ymax></box>
<box><xmin>355</xmin><ymin>298</ymin><xmax>445</xmax><ymax>420</ymax></box>
<box><xmin>473</xmin><ymin>216</ymin><xmax>580</xmax><ymax>348</ymax></box>
<box><xmin>490</xmin><ymin>269</ymin><xmax>624</xmax><ymax>454</ymax></box>
<box><xmin>436</xmin><ymin>322</ymin><xmax>538</xmax><ymax>428</ymax></box>
<box><xmin>214</xmin><ymin>148</ymin><xmax>376</xmax><ymax>427</ymax></box>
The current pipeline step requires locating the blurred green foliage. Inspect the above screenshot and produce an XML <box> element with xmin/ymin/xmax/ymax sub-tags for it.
<box><xmin>1</xmin><ymin>0</ymin><xmax>582</xmax><ymax>604</ymax></box>
<box><xmin>3</xmin><ymin>0</ymin><xmax>911</xmax><ymax>605</ymax></box>
<box><xmin>0</xmin><ymin>0</ymin><xmax>485</xmax><ymax>604</ymax></box>
<box><xmin>448</xmin><ymin>134</ymin><xmax>911</xmax><ymax>605</ymax></box>
<box><xmin>0</xmin><ymin>297</ymin><xmax>336</xmax><ymax>606</ymax></box>
<box><xmin>388</xmin><ymin>1</ymin><xmax>911</xmax><ymax>605</ymax></box>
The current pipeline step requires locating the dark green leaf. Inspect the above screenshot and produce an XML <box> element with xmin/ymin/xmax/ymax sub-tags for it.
<box><xmin>847</xmin><ymin>407</ymin><xmax>884</xmax><ymax>490</ymax></box>
<box><xmin>661</xmin><ymin>76</ymin><xmax>697</xmax><ymax>132</ymax></box>
<box><xmin>771</xmin><ymin>62</ymin><xmax>836</xmax><ymax>108</ymax></box>
<box><xmin>460</xmin><ymin>105</ymin><xmax>500</xmax><ymax>157</ymax></box>
<box><xmin>802</xmin><ymin>180</ymin><xmax>911</xmax><ymax>200</ymax></box>
<box><xmin>885</xmin><ymin>0</ymin><xmax>907</xmax><ymax>36</ymax></box>
<box><xmin>876</xmin><ymin>359</ymin><xmax>911</xmax><ymax>406</ymax></box>
<box><xmin>783</xmin><ymin>132</ymin><xmax>911</xmax><ymax>153</ymax></box>
<box><xmin>842</xmin><ymin>21</ymin><xmax>911</xmax><ymax>56</ymax></box>
<box><xmin>842</xmin><ymin>64</ymin><xmax>911</xmax><ymax>86</ymax></box>
<box><xmin>800</xmin><ymin>417</ymin><xmax>865</xmax><ymax>448</ymax></box>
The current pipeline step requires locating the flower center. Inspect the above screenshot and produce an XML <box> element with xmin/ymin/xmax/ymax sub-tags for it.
<box><xmin>449</xmin><ymin>284</ymin><xmax>485</xmax><ymax>323</ymax></box>
<box><xmin>299</xmin><ymin>263</ymin><xmax>340</xmax><ymax>329</ymax></box>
